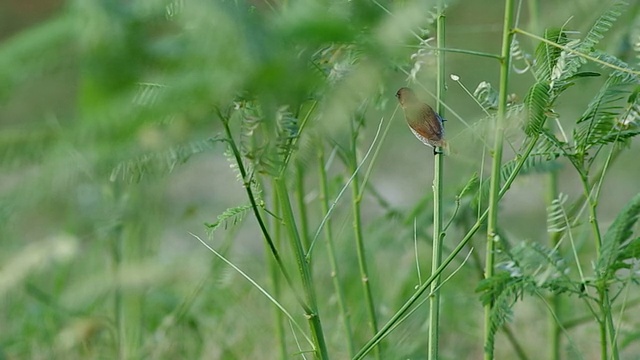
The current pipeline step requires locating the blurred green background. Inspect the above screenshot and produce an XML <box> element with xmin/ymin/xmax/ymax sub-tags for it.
<box><xmin>1</xmin><ymin>0</ymin><xmax>639</xmax><ymax>359</ymax></box>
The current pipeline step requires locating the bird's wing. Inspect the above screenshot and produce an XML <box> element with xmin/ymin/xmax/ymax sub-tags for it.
<box><xmin>418</xmin><ymin>104</ymin><xmax>443</xmax><ymax>138</ymax></box>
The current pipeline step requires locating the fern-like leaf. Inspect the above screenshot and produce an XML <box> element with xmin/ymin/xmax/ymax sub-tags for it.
<box><xmin>524</xmin><ymin>82</ymin><xmax>551</xmax><ymax>136</ymax></box>
<box><xmin>561</xmin><ymin>1</ymin><xmax>629</xmax><ymax>79</ymax></box>
<box><xmin>205</xmin><ymin>204</ymin><xmax>252</xmax><ymax>232</ymax></box>
<box><xmin>547</xmin><ymin>193</ymin><xmax>570</xmax><ymax>233</ymax></box>
<box><xmin>573</xmin><ymin>72</ymin><xmax>636</xmax><ymax>151</ymax></box>
<box><xmin>581</xmin><ymin>1</ymin><xmax>627</xmax><ymax>53</ymax></box>
<box><xmin>109</xmin><ymin>139</ymin><xmax>217</xmax><ymax>183</ymax></box>
<box><xmin>476</xmin><ymin>272</ymin><xmax>530</xmax><ymax>354</ymax></box>
<box><xmin>534</xmin><ymin>28</ymin><xmax>568</xmax><ymax>82</ymax></box>
<box><xmin>596</xmin><ymin>192</ymin><xmax>640</xmax><ymax>281</ymax></box>
<box><xmin>473</xmin><ymin>81</ymin><xmax>499</xmax><ymax>110</ymax></box>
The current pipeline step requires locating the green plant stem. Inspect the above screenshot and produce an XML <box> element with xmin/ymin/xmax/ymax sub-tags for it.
<box><xmin>111</xmin><ymin>221</ymin><xmax>124</xmax><ymax>359</ymax></box>
<box><xmin>484</xmin><ymin>1</ymin><xmax>514</xmax><ymax>359</ymax></box>
<box><xmin>428</xmin><ymin>3</ymin><xmax>446</xmax><ymax>359</ymax></box>
<box><xmin>317</xmin><ymin>140</ymin><xmax>356</xmax><ymax>357</ymax></box>
<box><xmin>349</xmin><ymin>118</ymin><xmax>381</xmax><ymax>359</ymax></box>
<box><xmin>218</xmin><ymin>112</ymin><xmax>328</xmax><ymax>358</ymax></box>
<box><xmin>296</xmin><ymin>162</ymin><xmax>311</xmax><ymax>251</ymax></box>
<box><xmin>353</xmin><ymin>137</ymin><xmax>540</xmax><ymax>360</ymax></box>
<box><xmin>269</xmin><ymin>178</ymin><xmax>287</xmax><ymax>360</ymax></box>
<box><xmin>317</xmin><ymin>142</ymin><xmax>356</xmax><ymax>356</ymax></box>
<box><xmin>562</xmin><ymin>297</ymin><xmax>640</xmax><ymax>328</ymax></box>
<box><xmin>421</xmin><ymin>47</ymin><xmax>502</xmax><ymax>60</ymax></box>
<box><xmin>219</xmin><ymin>113</ymin><xmax>297</xmax><ymax>298</ymax></box>
<box><xmin>546</xmin><ymin>168</ymin><xmax>562</xmax><ymax>360</ymax></box>
<box><xmin>577</xmin><ymin>171</ymin><xmax>619</xmax><ymax>360</ymax></box>
<box><xmin>275</xmin><ymin>178</ymin><xmax>329</xmax><ymax>360</ymax></box>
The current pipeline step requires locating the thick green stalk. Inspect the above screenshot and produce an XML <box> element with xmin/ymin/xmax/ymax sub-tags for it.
<box><xmin>275</xmin><ymin>178</ymin><xmax>328</xmax><ymax>360</ymax></box>
<box><xmin>349</xmin><ymin>119</ymin><xmax>380</xmax><ymax>359</ymax></box>
<box><xmin>428</xmin><ymin>3</ymin><xmax>446</xmax><ymax>359</ymax></box>
<box><xmin>484</xmin><ymin>1</ymin><xmax>514</xmax><ymax>359</ymax></box>
<box><xmin>353</xmin><ymin>137</ymin><xmax>540</xmax><ymax>360</ymax></box>
<box><xmin>317</xmin><ymin>141</ymin><xmax>356</xmax><ymax>357</ymax></box>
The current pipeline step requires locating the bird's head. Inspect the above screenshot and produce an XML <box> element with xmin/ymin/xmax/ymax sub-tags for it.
<box><xmin>395</xmin><ymin>87</ymin><xmax>417</xmax><ymax>106</ymax></box>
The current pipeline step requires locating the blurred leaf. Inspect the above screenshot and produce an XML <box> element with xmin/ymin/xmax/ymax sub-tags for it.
<box><xmin>0</xmin><ymin>13</ymin><xmax>74</xmax><ymax>101</ymax></box>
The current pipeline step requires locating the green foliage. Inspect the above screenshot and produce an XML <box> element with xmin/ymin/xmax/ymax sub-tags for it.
<box><xmin>110</xmin><ymin>139</ymin><xmax>217</xmax><ymax>183</ymax></box>
<box><xmin>534</xmin><ymin>28</ymin><xmax>569</xmax><ymax>82</ymax></box>
<box><xmin>3</xmin><ymin>0</ymin><xmax>640</xmax><ymax>359</ymax></box>
<box><xmin>560</xmin><ymin>1</ymin><xmax>628</xmax><ymax>80</ymax></box>
<box><xmin>547</xmin><ymin>193</ymin><xmax>570</xmax><ymax>233</ymax></box>
<box><xmin>524</xmin><ymin>81</ymin><xmax>551</xmax><ymax>136</ymax></box>
<box><xmin>573</xmin><ymin>71</ymin><xmax>638</xmax><ymax>156</ymax></box>
<box><xmin>596</xmin><ymin>193</ymin><xmax>640</xmax><ymax>281</ymax></box>
<box><xmin>205</xmin><ymin>204</ymin><xmax>252</xmax><ymax>233</ymax></box>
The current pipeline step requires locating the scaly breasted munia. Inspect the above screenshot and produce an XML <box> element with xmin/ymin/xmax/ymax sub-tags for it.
<box><xmin>396</xmin><ymin>87</ymin><xmax>448</xmax><ymax>155</ymax></box>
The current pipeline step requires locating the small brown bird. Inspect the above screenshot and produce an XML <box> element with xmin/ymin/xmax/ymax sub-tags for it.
<box><xmin>396</xmin><ymin>87</ymin><xmax>448</xmax><ymax>155</ymax></box>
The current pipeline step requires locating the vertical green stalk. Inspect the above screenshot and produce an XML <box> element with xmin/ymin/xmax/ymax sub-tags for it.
<box><xmin>349</xmin><ymin>118</ymin><xmax>380</xmax><ymax>359</ymax></box>
<box><xmin>275</xmin><ymin>178</ymin><xmax>329</xmax><ymax>360</ymax></box>
<box><xmin>317</xmin><ymin>140</ymin><xmax>356</xmax><ymax>357</ymax></box>
<box><xmin>269</xmin><ymin>179</ymin><xmax>287</xmax><ymax>360</ymax></box>
<box><xmin>546</xmin><ymin>171</ymin><xmax>562</xmax><ymax>360</ymax></box>
<box><xmin>530</xmin><ymin>0</ymin><xmax>562</xmax><ymax>357</ymax></box>
<box><xmin>112</xmin><ymin>221</ymin><xmax>124</xmax><ymax>359</ymax></box>
<box><xmin>578</xmin><ymin>172</ymin><xmax>619</xmax><ymax>360</ymax></box>
<box><xmin>296</xmin><ymin>162</ymin><xmax>311</xmax><ymax>251</ymax></box>
<box><xmin>428</xmin><ymin>2</ymin><xmax>446</xmax><ymax>359</ymax></box>
<box><xmin>485</xmin><ymin>0</ymin><xmax>514</xmax><ymax>359</ymax></box>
